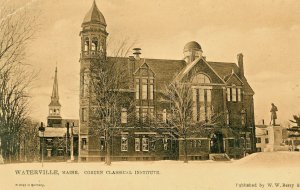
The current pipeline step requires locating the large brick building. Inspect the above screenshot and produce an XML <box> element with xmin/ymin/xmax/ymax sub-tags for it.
<box><xmin>79</xmin><ymin>1</ymin><xmax>256</xmax><ymax>161</ymax></box>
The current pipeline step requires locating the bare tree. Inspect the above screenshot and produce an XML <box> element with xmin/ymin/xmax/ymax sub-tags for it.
<box><xmin>89</xmin><ymin>39</ymin><xmax>135</xmax><ymax>165</ymax></box>
<box><xmin>0</xmin><ymin>2</ymin><xmax>38</xmax><ymax>162</ymax></box>
<box><xmin>164</xmin><ymin>81</ymin><xmax>226</xmax><ymax>163</ymax></box>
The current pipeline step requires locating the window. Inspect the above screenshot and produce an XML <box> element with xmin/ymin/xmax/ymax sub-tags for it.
<box><xmin>141</xmin><ymin>108</ymin><xmax>148</xmax><ymax>122</ymax></box>
<box><xmin>162</xmin><ymin>109</ymin><xmax>167</xmax><ymax>123</ymax></box>
<box><xmin>91</xmin><ymin>38</ymin><xmax>98</xmax><ymax>51</ymax></box>
<box><xmin>163</xmin><ymin>137</ymin><xmax>168</xmax><ymax>150</ymax></box>
<box><xmin>81</xmin><ymin>71</ymin><xmax>89</xmax><ymax>97</ymax></box>
<box><xmin>121</xmin><ymin>108</ymin><xmax>127</xmax><ymax>124</ymax></box>
<box><xmin>256</xmin><ymin>147</ymin><xmax>262</xmax><ymax>152</ymax></box>
<box><xmin>192</xmin><ymin>88</ymin><xmax>212</xmax><ymax>122</ymax></box>
<box><xmin>256</xmin><ymin>137</ymin><xmax>261</xmax><ymax>143</ymax></box>
<box><xmin>121</xmin><ymin>136</ymin><xmax>128</xmax><ymax>151</ymax></box>
<box><xmin>84</xmin><ymin>38</ymin><xmax>89</xmax><ymax>51</ymax></box>
<box><xmin>227</xmin><ymin>87</ymin><xmax>241</xmax><ymax>102</ymax></box>
<box><xmin>135</xmin><ymin>78</ymin><xmax>154</xmax><ymax>100</ymax></box>
<box><xmin>142</xmin><ymin>79</ymin><xmax>148</xmax><ymax>99</ymax></box>
<box><xmin>135</xmin><ymin>138</ymin><xmax>140</xmax><ymax>152</ymax></box>
<box><xmin>149</xmin><ymin>84</ymin><xmax>154</xmax><ymax>100</ymax></box>
<box><xmin>81</xmin><ymin>108</ymin><xmax>87</xmax><ymax>122</ymax></box>
<box><xmin>226</xmin><ymin>111</ymin><xmax>230</xmax><ymax>125</ymax></box>
<box><xmin>135</xmin><ymin>79</ymin><xmax>139</xmax><ymax>99</ymax></box>
<box><xmin>82</xmin><ymin>138</ymin><xmax>87</xmax><ymax>150</ymax></box>
<box><xmin>136</xmin><ymin>107</ymin><xmax>140</xmax><ymax>121</ymax></box>
<box><xmin>232</xmin><ymin>87</ymin><xmax>237</xmax><ymax>102</ymax></box>
<box><xmin>149</xmin><ymin>108</ymin><xmax>154</xmax><ymax>120</ymax></box>
<box><xmin>227</xmin><ymin>88</ymin><xmax>231</xmax><ymax>101</ymax></box>
<box><xmin>265</xmin><ymin>138</ymin><xmax>269</xmax><ymax>144</ymax></box>
<box><xmin>142</xmin><ymin>138</ymin><xmax>149</xmax><ymax>151</ymax></box>
<box><xmin>192</xmin><ymin>74</ymin><xmax>211</xmax><ymax>84</ymax></box>
<box><xmin>238</xmin><ymin>88</ymin><xmax>241</xmax><ymax>101</ymax></box>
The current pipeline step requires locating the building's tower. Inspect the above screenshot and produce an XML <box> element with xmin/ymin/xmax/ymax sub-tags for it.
<box><xmin>47</xmin><ymin>67</ymin><xmax>62</xmax><ymax>127</ymax></box>
<box><xmin>79</xmin><ymin>0</ymin><xmax>108</xmax><ymax>161</ymax></box>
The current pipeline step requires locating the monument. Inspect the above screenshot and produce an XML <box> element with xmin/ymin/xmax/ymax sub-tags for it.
<box><xmin>264</xmin><ymin>104</ymin><xmax>288</xmax><ymax>151</ymax></box>
<box><xmin>270</xmin><ymin>103</ymin><xmax>278</xmax><ymax>126</ymax></box>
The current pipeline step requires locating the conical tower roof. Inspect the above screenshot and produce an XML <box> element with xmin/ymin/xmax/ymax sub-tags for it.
<box><xmin>82</xmin><ymin>0</ymin><xmax>106</xmax><ymax>26</ymax></box>
<box><xmin>49</xmin><ymin>67</ymin><xmax>61</xmax><ymax>107</ymax></box>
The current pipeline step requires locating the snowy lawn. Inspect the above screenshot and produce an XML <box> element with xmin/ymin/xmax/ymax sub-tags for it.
<box><xmin>0</xmin><ymin>152</ymin><xmax>300</xmax><ymax>190</ymax></box>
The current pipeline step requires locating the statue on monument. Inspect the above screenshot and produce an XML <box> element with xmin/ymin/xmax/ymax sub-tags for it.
<box><xmin>270</xmin><ymin>103</ymin><xmax>278</xmax><ymax>126</ymax></box>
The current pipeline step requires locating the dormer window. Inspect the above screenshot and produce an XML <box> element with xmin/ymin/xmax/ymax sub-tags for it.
<box><xmin>135</xmin><ymin>78</ymin><xmax>154</xmax><ymax>100</ymax></box>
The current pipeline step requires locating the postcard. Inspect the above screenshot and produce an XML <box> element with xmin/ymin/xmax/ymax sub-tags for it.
<box><xmin>0</xmin><ymin>0</ymin><xmax>300</xmax><ymax>190</ymax></box>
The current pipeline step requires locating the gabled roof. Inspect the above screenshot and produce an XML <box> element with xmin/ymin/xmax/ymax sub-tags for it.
<box><xmin>106</xmin><ymin>56</ymin><xmax>254</xmax><ymax>94</ymax></box>
<box><xmin>174</xmin><ymin>57</ymin><xmax>226</xmax><ymax>84</ymax></box>
<box><xmin>208</xmin><ymin>61</ymin><xmax>254</xmax><ymax>95</ymax></box>
<box><xmin>224</xmin><ymin>70</ymin><xmax>244</xmax><ymax>86</ymax></box>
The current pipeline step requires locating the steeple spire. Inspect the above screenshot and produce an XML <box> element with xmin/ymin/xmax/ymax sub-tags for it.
<box><xmin>49</xmin><ymin>66</ymin><xmax>61</xmax><ymax>107</ymax></box>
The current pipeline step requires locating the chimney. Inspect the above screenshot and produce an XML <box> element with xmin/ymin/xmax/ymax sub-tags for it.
<box><xmin>133</xmin><ymin>48</ymin><xmax>141</xmax><ymax>60</ymax></box>
<box><xmin>237</xmin><ymin>53</ymin><xmax>244</xmax><ymax>77</ymax></box>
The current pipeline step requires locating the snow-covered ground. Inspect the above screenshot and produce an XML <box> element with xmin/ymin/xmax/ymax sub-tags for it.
<box><xmin>1</xmin><ymin>152</ymin><xmax>300</xmax><ymax>190</ymax></box>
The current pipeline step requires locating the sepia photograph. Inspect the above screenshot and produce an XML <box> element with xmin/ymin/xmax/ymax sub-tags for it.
<box><xmin>0</xmin><ymin>0</ymin><xmax>300</xmax><ymax>189</ymax></box>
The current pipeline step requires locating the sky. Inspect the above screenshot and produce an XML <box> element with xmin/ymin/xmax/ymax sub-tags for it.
<box><xmin>9</xmin><ymin>0</ymin><xmax>300</xmax><ymax>125</ymax></box>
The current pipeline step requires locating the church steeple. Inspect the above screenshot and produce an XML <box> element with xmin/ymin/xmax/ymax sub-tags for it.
<box><xmin>48</xmin><ymin>67</ymin><xmax>62</xmax><ymax>127</ymax></box>
<box><xmin>49</xmin><ymin>67</ymin><xmax>61</xmax><ymax>107</ymax></box>
<box><xmin>50</xmin><ymin>67</ymin><xmax>60</xmax><ymax>106</ymax></box>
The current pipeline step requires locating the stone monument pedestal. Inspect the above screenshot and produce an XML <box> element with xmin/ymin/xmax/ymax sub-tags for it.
<box><xmin>265</xmin><ymin>125</ymin><xmax>288</xmax><ymax>152</ymax></box>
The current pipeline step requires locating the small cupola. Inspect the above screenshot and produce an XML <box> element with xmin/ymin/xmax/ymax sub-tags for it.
<box><xmin>183</xmin><ymin>41</ymin><xmax>203</xmax><ymax>63</ymax></box>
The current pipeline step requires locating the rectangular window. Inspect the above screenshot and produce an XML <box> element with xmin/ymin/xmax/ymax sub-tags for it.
<box><xmin>227</xmin><ymin>88</ymin><xmax>231</xmax><ymax>101</ymax></box>
<box><xmin>163</xmin><ymin>138</ymin><xmax>168</xmax><ymax>150</ymax></box>
<box><xmin>162</xmin><ymin>109</ymin><xmax>167</xmax><ymax>123</ymax></box>
<box><xmin>82</xmin><ymin>138</ymin><xmax>87</xmax><ymax>150</ymax></box>
<box><xmin>121</xmin><ymin>136</ymin><xmax>128</xmax><ymax>151</ymax></box>
<box><xmin>142</xmin><ymin>138</ymin><xmax>149</xmax><ymax>151</ymax></box>
<box><xmin>256</xmin><ymin>137</ymin><xmax>261</xmax><ymax>143</ymax></box>
<box><xmin>135</xmin><ymin>138</ymin><xmax>140</xmax><ymax>152</ymax></box>
<box><xmin>81</xmin><ymin>108</ymin><xmax>87</xmax><ymax>122</ymax></box>
<box><xmin>142</xmin><ymin>84</ymin><xmax>147</xmax><ymax>99</ymax></box>
<box><xmin>136</xmin><ymin>107</ymin><xmax>140</xmax><ymax>121</ymax></box>
<box><xmin>232</xmin><ymin>88</ymin><xmax>237</xmax><ymax>102</ymax></box>
<box><xmin>121</xmin><ymin>108</ymin><xmax>127</xmax><ymax>124</ymax></box>
<box><xmin>237</xmin><ymin>88</ymin><xmax>241</xmax><ymax>102</ymax></box>
<box><xmin>149</xmin><ymin>84</ymin><xmax>154</xmax><ymax>99</ymax></box>
<box><xmin>265</xmin><ymin>138</ymin><xmax>269</xmax><ymax>144</ymax></box>
<box><xmin>149</xmin><ymin>108</ymin><xmax>154</xmax><ymax>120</ymax></box>
<box><xmin>141</xmin><ymin>108</ymin><xmax>148</xmax><ymax>122</ymax></box>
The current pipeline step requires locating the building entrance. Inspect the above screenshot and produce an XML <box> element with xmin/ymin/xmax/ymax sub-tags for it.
<box><xmin>210</xmin><ymin>132</ymin><xmax>224</xmax><ymax>153</ymax></box>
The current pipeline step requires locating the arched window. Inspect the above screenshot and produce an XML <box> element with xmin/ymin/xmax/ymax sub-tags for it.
<box><xmin>84</xmin><ymin>38</ymin><xmax>89</xmax><ymax>51</ymax></box>
<box><xmin>91</xmin><ymin>38</ymin><xmax>98</xmax><ymax>51</ymax></box>
<box><xmin>192</xmin><ymin>73</ymin><xmax>211</xmax><ymax>84</ymax></box>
